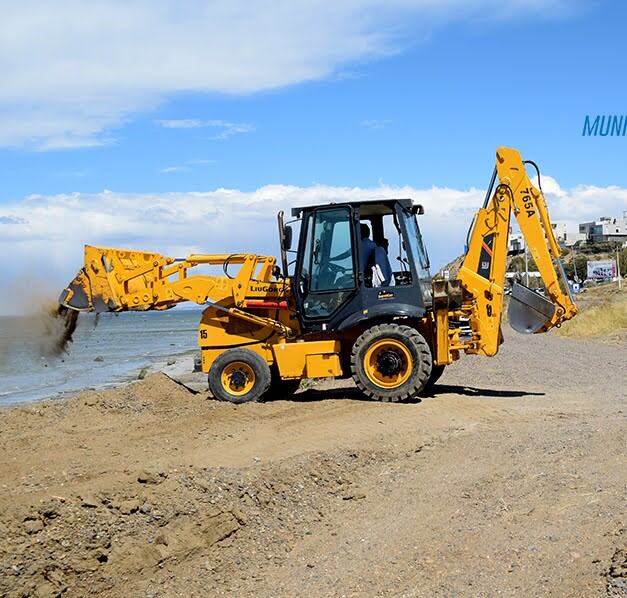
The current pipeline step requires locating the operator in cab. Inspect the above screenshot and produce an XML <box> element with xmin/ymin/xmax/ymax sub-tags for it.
<box><xmin>360</xmin><ymin>223</ymin><xmax>377</xmax><ymax>273</ymax></box>
<box><xmin>360</xmin><ymin>223</ymin><xmax>392</xmax><ymax>287</ymax></box>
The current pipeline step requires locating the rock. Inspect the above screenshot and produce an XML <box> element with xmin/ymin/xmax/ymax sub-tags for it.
<box><xmin>94</xmin><ymin>356</ymin><xmax>104</xmax><ymax>362</ymax></box>
<box><xmin>231</xmin><ymin>507</ymin><xmax>247</xmax><ymax>525</ymax></box>
<box><xmin>34</xmin><ymin>581</ymin><xmax>59</xmax><ymax>598</ymax></box>
<box><xmin>91</xmin><ymin>548</ymin><xmax>110</xmax><ymax>564</ymax></box>
<box><xmin>138</xmin><ymin>468</ymin><xmax>167</xmax><ymax>485</ymax></box>
<box><xmin>156</xmin><ymin>511</ymin><xmax>240</xmax><ymax>561</ymax></box>
<box><xmin>38</xmin><ymin>503</ymin><xmax>60</xmax><ymax>520</ymax></box>
<box><xmin>167</xmin><ymin>359</ymin><xmax>176</xmax><ymax>366</ymax></box>
<box><xmin>119</xmin><ymin>499</ymin><xmax>140</xmax><ymax>515</ymax></box>
<box><xmin>137</xmin><ymin>368</ymin><xmax>148</xmax><ymax>380</ymax></box>
<box><xmin>202</xmin><ymin>511</ymin><xmax>241</xmax><ymax>545</ymax></box>
<box><xmin>608</xmin><ymin>548</ymin><xmax>627</xmax><ymax>578</ymax></box>
<box><xmin>342</xmin><ymin>489</ymin><xmax>366</xmax><ymax>500</ymax></box>
<box><xmin>155</xmin><ymin>533</ymin><xmax>169</xmax><ymax>546</ymax></box>
<box><xmin>196</xmin><ymin>479</ymin><xmax>211</xmax><ymax>492</ymax></box>
<box><xmin>240</xmin><ymin>492</ymin><xmax>255</xmax><ymax>506</ymax></box>
<box><xmin>81</xmin><ymin>494</ymin><xmax>100</xmax><ymax>508</ymax></box>
<box><xmin>24</xmin><ymin>518</ymin><xmax>44</xmax><ymax>534</ymax></box>
<box><xmin>43</xmin><ymin>567</ymin><xmax>65</xmax><ymax>585</ymax></box>
<box><xmin>108</xmin><ymin>540</ymin><xmax>163</xmax><ymax>574</ymax></box>
<box><xmin>69</xmin><ymin>555</ymin><xmax>100</xmax><ymax>573</ymax></box>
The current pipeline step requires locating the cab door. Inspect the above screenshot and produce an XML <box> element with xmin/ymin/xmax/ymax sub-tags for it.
<box><xmin>293</xmin><ymin>206</ymin><xmax>358</xmax><ymax>324</ymax></box>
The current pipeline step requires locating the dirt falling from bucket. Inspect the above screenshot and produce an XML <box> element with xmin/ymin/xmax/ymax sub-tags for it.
<box><xmin>0</xmin><ymin>277</ymin><xmax>81</xmax><ymax>363</ymax></box>
<box><xmin>37</xmin><ymin>304</ymin><xmax>79</xmax><ymax>357</ymax></box>
<box><xmin>55</xmin><ymin>305</ymin><xmax>79</xmax><ymax>355</ymax></box>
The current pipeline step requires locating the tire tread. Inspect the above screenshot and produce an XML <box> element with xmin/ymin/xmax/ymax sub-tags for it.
<box><xmin>350</xmin><ymin>323</ymin><xmax>432</xmax><ymax>402</ymax></box>
<box><xmin>208</xmin><ymin>348</ymin><xmax>271</xmax><ymax>404</ymax></box>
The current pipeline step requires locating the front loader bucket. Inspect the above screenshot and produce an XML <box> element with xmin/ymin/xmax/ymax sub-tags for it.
<box><xmin>59</xmin><ymin>270</ymin><xmax>113</xmax><ymax>313</ymax></box>
<box><xmin>59</xmin><ymin>245</ymin><xmax>176</xmax><ymax>313</ymax></box>
<box><xmin>508</xmin><ymin>282</ymin><xmax>556</xmax><ymax>334</ymax></box>
<box><xmin>58</xmin><ymin>265</ymin><xmax>114</xmax><ymax>313</ymax></box>
<box><xmin>58</xmin><ymin>246</ymin><xmax>124</xmax><ymax>313</ymax></box>
<box><xmin>59</xmin><ymin>276</ymin><xmax>90</xmax><ymax>311</ymax></box>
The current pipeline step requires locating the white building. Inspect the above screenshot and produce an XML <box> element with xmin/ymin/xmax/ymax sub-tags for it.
<box><xmin>508</xmin><ymin>222</ymin><xmax>585</xmax><ymax>254</ymax></box>
<box><xmin>508</xmin><ymin>231</ymin><xmax>525</xmax><ymax>254</ymax></box>
<box><xmin>579</xmin><ymin>213</ymin><xmax>627</xmax><ymax>243</ymax></box>
<box><xmin>551</xmin><ymin>222</ymin><xmax>567</xmax><ymax>242</ymax></box>
<box><xmin>551</xmin><ymin>222</ymin><xmax>586</xmax><ymax>247</ymax></box>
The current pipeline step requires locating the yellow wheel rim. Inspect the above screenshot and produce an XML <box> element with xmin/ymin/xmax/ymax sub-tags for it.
<box><xmin>363</xmin><ymin>339</ymin><xmax>413</xmax><ymax>389</ymax></box>
<box><xmin>221</xmin><ymin>361</ymin><xmax>256</xmax><ymax>396</ymax></box>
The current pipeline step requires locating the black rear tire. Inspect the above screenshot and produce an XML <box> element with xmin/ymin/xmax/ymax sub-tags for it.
<box><xmin>350</xmin><ymin>323</ymin><xmax>432</xmax><ymax>402</ymax></box>
<box><xmin>425</xmin><ymin>364</ymin><xmax>446</xmax><ymax>390</ymax></box>
<box><xmin>208</xmin><ymin>349</ymin><xmax>271</xmax><ymax>404</ymax></box>
<box><xmin>265</xmin><ymin>373</ymin><xmax>301</xmax><ymax>401</ymax></box>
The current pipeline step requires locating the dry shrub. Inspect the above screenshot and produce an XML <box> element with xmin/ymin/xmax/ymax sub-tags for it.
<box><xmin>557</xmin><ymin>292</ymin><xmax>627</xmax><ymax>338</ymax></box>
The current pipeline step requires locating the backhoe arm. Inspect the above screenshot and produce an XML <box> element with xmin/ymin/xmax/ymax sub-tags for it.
<box><xmin>60</xmin><ymin>245</ymin><xmax>293</xmax><ymax>334</ymax></box>
<box><xmin>434</xmin><ymin>147</ymin><xmax>577</xmax><ymax>362</ymax></box>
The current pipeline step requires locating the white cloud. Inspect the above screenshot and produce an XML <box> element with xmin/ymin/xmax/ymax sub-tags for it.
<box><xmin>189</xmin><ymin>159</ymin><xmax>216</xmax><ymax>165</ymax></box>
<box><xmin>157</xmin><ymin>120</ymin><xmax>207</xmax><ymax>129</ymax></box>
<box><xmin>361</xmin><ymin>119</ymin><xmax>391</xmax><ymax>130</ymax></box>
<box><xmin>0</xmin><ymin>0</ymin><xmax>576</xmax><ymax>149</ymax></box>
<box><xmin>161</xmin><ymin>158</ymin><xmax>216</xmax><ymax>173</ymax></box>
<box><xmin>161</xmin><ymin>166</ymin><xmax>191</xmax><ymax>174</ymax></box>
<box><xmin>157</xmin><ymin>119</ymin><xmax>255</xmax><ymax>140</ymax></box>
<box><xmin>0</xmin><ymin>174</ymin><xmax>624</xmax><ymax>314</ymax></box>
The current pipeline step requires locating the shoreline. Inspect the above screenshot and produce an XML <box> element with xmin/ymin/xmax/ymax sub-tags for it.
<box><xmin>0</xmin><ymin>347</ymin><xmax>203</xmax><ymax>410</ymax></box>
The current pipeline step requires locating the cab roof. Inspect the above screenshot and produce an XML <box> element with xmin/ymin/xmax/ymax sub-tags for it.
<box><xmin>291</xmin><ymin>198</ymin><xmax>421</xmax><ymax>218</ymax></box>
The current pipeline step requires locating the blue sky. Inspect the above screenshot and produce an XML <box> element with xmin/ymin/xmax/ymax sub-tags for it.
<box><xmin>1</xmin><ymin>0</ymin><xmax>626</xmax><ymax>198</ymax></box>
<box><xmin>1</xmin><ymin>0</ymin><xmax>626</xmax><ymax>312</ymax></box>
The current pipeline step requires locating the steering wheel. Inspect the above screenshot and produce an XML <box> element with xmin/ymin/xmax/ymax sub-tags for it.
<box><xmin>325</xmin><ymin>262</ymin><xmax>348</xmax><ymax>274</ymax></box>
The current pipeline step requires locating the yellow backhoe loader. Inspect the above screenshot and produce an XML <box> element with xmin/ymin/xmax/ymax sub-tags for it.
<box><xmin>60</xmin><ymin>147</ymin><xmax>577</xmax><ymax>403</ymax></box>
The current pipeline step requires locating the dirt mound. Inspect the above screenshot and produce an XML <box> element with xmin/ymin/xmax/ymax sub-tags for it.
<box><xmin>0</xmin><ymin>374</ymin><xmax>378</xmax><ymax>597</ymax></box>
<box><xmin>1</xmin><ymin>332</ymin><xmax>626</xmax><ymax>597</ymax></box>
<box><xmin>0</xmin><ymin>431</ymin><xmax>380</xmax><ymax>596</ymax></box>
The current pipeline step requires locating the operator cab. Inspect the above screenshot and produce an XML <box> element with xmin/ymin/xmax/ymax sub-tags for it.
<box><xmin>279</xmin><ymin>199</ymin><xmax>432</xmax><ymax>333</ymax></box>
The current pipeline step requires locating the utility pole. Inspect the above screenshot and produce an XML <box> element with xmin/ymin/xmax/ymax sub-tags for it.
<box><xmin>524</xmin><ymin>245</ymin><xmax>529</xmax><ymax>287</ymax></box>
<box><xmin>617</xmin><ymin>247</ymin><xmax>622</xmax><ymax>290</ymax></box>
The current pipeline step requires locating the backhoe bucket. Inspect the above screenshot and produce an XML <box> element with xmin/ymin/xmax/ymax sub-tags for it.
<box><xmin>508</xmin><ymin>282</ymin><xmax>556</xmax><ymax>334</ymax></box>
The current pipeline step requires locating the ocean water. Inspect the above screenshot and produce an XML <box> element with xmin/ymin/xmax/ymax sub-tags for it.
<box><xmin>0</xmin><ymin>309</ymin><xmax>204</xmax><ymax>406</ymax></box>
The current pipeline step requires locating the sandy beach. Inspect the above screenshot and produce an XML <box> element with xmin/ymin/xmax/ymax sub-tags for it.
<box><xmin>0</xmin><ymin>327</ymin><xmax>625</xmax><ymax>597</ymax></box>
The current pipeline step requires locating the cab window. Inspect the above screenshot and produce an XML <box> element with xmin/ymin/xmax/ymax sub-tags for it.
<box><xmin>301</xmin><ymin>207</ymin><xmax>356</xmax><ymax>318</ymax></box>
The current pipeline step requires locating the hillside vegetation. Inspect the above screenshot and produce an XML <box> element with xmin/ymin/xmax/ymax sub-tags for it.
<box><xmin>560</xmin><ymin>243</ymin><xmax>627</xmax><ymax>281</ymax></box>
<box><xmin>439</xmin><ymin>243</ymin><xmax>627</xmax><ymax>283</ymax></box>
<box><xmin>557</xmin><ymin>283</ymin><xmax>627</xmax><ymax>339</ymax></box>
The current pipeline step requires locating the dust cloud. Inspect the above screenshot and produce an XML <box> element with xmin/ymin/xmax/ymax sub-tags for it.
<box><xmin>38</xmin><ymin>304</ymin><xmax>79</xmax><ymax>357</ymax></box>
<box><xmin>0</xmin><ymin>277</ymin><xmax>80</xmax><ymax>361</ymax></box>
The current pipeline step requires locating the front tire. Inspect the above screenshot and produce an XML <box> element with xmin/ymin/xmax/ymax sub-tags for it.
<box><xmin>351</xmin><ymin>324</ymin><xmax>432</xmax><ymax>402</ymax></box>
<box><xmin>208</xmin><ymin>349</ymin><xmax>271</xmax><ymax>404</ymax></box>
